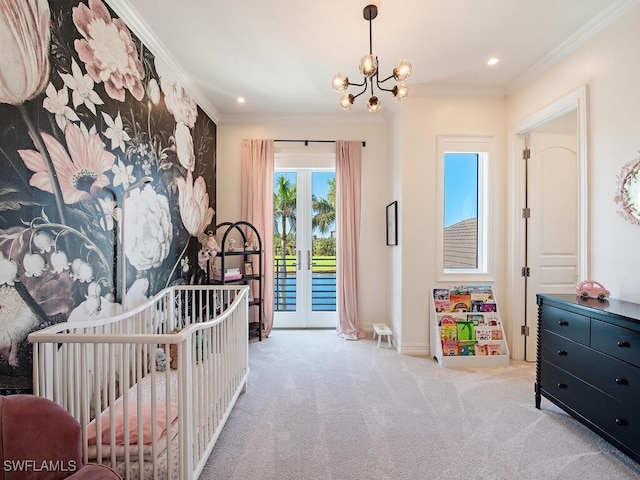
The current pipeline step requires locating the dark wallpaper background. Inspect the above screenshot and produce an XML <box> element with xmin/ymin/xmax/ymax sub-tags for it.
<box><xmin>0</xmin><ymin>0</ymin><xmax>217</xmax><ymax>392</ymax></box>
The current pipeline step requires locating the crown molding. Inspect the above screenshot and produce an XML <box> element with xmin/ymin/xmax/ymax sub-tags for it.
<box><xmin>507</xmin><ymin>0</ymin><xmax>640</xmax><ymax>92</ymax></box>
<box><xmin>105</xmin><ymin>0</ymin><xmax>221</xmax><ymax>124</ymax></box>
<box><xmin>218</xmin><ymin>113</ymin><xmax>386</xmax><ymax>126</ymax></box>
<box><xmin>410</xmin><ymin>84</ymin><xmax>507</xmax><ymax>98</ymax></box>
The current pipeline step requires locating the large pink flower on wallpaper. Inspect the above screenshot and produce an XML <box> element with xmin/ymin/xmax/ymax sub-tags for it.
<box><xmin>18</xmin><ymin>123</ymin><xmax>116</xmax><ymax>204</ymax></box>
<box><xmin>176</xmin><ymin>170</ymin><xmax>214</xmax><ymax>237</ymax></box>
<box><xmin>72</xmin><ymin>0</ymin><xmax>145</xmax><ymax>102</ymax></box>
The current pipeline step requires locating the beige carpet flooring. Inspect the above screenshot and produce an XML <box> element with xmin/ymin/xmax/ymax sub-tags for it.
<box><xmin>200</xmin><ymin>329</ymin><xmax>640</xmax><ymax>480</ymax></box>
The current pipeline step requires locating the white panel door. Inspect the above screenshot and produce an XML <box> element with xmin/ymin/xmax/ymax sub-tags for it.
<box><xmin>525</xmin><ymin>132</ymin><xmax>579</xmax><ymax>360</ymax></box>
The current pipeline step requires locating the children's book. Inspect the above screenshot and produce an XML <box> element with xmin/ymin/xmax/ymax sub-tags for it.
<box><xmin>459</xmin><ymin>341</ymin><xmax>476</xmax><ymax>356</ymax></box>
<box><xmin>440</xmin><ymin>315</ymin><xmax>457</xmax><ymax>341</ymax></box>
<box><xmin>450</xmin><ymin>294</ymin><xmax>471</xmax><ymax>312</ymax></box>
<box><xmin>480</xmin><ymin>302</ymin><xmax>497</xmax><ymax>312</ymax></box>
<box><xmin>442</xmin><ymin>340</ymin><xmax>459</xmax><ymax>356</ymax></box>
<box><xmin>474</xmin><ymin>326</ymin><xmax>492</xmax><ymax>341</ymax></box>
<box><xmin>456</xmin><ymin>321</ymin><xmax>475</xmax><ymax>341</ymax></box>
<box><xmin>467</xmin><ymin>314</ymin><xmax>484</xmax><ymax>325</ymax></box>
<box><xmin>487</xmin><ymin>344</ymin><xmax>502</xmax><ymax>355</ymax></box>
<box><xmin>484</xmin><ymin>312</ymin><xmax>501</xmax><ymax>326</ymax></box>
<box><xmin>475</xmin><ymin>344</ymin><xmax>488</xmax><ymax>356</ymax></box>
<box><xmin>433</xmin><ymin>288</ymin><xmax>450</xmax><ymax>300</ymax></box>
<box><xmin>491</xmin><ymin>329</ymin><xmax>503</xmax><ymax>340</ymax></box>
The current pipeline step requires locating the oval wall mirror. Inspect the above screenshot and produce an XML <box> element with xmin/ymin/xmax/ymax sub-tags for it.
<box><xmin>615</xmin><ymin>155</ymin><xmax>640</xmax><ymax>225</ymax></box>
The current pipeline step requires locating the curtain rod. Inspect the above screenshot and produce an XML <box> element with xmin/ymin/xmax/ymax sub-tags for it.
<box><xmin>274</xmin><ymin>139</ymin><xmax>366</xmax><ymax>147</ymax></box>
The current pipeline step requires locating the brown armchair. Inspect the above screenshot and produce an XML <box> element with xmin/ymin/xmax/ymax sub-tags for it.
<box><xmin>0</xmin><ymin>394</ymin><xmax>121</xmax><ymax>480</ymax></box>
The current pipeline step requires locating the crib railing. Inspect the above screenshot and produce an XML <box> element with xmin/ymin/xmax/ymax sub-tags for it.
<box><xmin>28</xmin><ymin>285</ymin><xmax>250</xmax><ymax>480</ymax></box>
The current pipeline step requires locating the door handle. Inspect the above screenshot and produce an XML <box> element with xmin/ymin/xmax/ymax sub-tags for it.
<box><xmin>297</xmin><ymin>250</ymin><xmax>301</xmax><ymax>271</ymax></box>
<box><xmin>307</xmin><ymin>250</ymin><xmax>311</xmax><ymax>270</ymax></box>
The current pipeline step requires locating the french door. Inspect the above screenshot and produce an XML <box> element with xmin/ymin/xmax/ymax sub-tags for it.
<box><xmin>273</xmin><ymin>166</ymin><xmax>337</xmax><ymax>329</ymax></box>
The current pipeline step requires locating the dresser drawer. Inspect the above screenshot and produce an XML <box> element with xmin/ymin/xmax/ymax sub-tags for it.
<box><xmin>591</xmin><ymin>319</ymin><xmax>640</xmax><ymax>368</ymax></box>
<box><xmin>541</xmin><ymin>330</ymin><xmax>640</xmax><ymax>405</ymax></box>
<box><xmin>540</xmin><ymin>304</ymin><xmax>590</xmax><ymax>345</ymax></box>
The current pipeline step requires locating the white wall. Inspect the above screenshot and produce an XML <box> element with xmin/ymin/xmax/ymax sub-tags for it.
<box><xmin>217</xmin><ymin>118</ymin><xmax>391</xmax><ymax>334</ymax></box>
<box><xmin>392</xmin><ymin>96</ymin><xmax>507</xmax><ymax>355</ymax></box>
<box><xmin>507</xmin><ymin>4</ymin><xmax>640</xmax><ymax>304</ymax></box>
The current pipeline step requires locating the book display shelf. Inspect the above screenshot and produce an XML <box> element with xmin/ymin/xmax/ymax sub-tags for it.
<box><xmin>430</xmin><ymin>285</ymin><xmax>509</xmax><ymax>367</ymax></box>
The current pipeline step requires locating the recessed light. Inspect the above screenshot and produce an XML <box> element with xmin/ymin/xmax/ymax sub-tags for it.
<box><xmin>236</xmin><ymin>96</ymin><xmax>246</xmax><ymax>104</ymax></box>
<box><xmin>487</xmin><ymin>57</ymin><xmax>499</xmax><ymax>66</ymax></box>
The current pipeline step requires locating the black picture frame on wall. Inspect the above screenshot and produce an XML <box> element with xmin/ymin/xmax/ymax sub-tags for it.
<box><xmin>386</xmin><ymin>201</ymin><xmax>398</xmax><ymax>246</ymax></box>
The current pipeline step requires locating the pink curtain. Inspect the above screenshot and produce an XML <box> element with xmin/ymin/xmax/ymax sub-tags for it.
<box><xmin>336</xmin><ymin>141</ymin><xmax>366</xmax><ymax>339</ymax></box>
<box><xmin>241</xmin><ymin>139</ymin><xmax>274</xmax><ymax>337</ymax></box>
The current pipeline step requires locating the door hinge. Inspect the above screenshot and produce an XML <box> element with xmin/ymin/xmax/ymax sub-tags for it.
<box><xmin>522</xmin><ymin>208</ymin><xmax>530</xmax><ymax>218</ymax></box>
<box><xmin>521</xmin><ymin>266</ymin><xmax>530</xmax><ymax>277</ymax></box>
<box><xmin>522</xmin><ymin>148</ymin><xmax>531</xmax><ymax>160</ymax></box>
<box><xmin>521</xmin><ymin>325</ymin><xmax>530</xmax><ymax>336</ymax></box>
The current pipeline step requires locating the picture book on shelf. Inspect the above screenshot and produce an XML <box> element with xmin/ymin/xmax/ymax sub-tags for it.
<box><xmin>433</xmin><ymin>288</ymin><xmax>450</xmax><ymax>300</ymax></box>
<box><xmin>467</xmin><ymin>314</ymin><xmax>484</xmax><ymax>325</ymax></box>
<box><xmin>450</xmin><ymin>294</ymin><xmax>471</xmax><ymax>312</ymax></box>
<box><xmin>440</xmin><ymin>315</ymin><xmax>457</xmax><ymax>340</ymax></box>
<box><xmin>433</xmin><ymin>289</ymin><xmax>450</xmax><ymax>312</ymax></box>
<box><xmin>474</xmin><ymin>326</ymin><xmax>493</xmax><ymax>341</ymax></box>
<box><xmin>475</xmin><ymin>344</ymin><xmax>488</xmax><ymax>356</ymax></box>
<box><xmin>459</xmin><ymin>341</ymin><xmax>476</xmax><ymax>356</ymax></box>
<box><xmin>484</xmin><ymin>312</ymin><xmax>501</xmax><ymax>326</ymax></box>
<box><xmin>480</xmin><ymin>302</ymin><xmax>497</xmax><ymax>312</ymax></box>
<box><xmin>456</xmin><ymin>321</ymin><xmax>475</xmax><ymax>341</ymax></box>
<box><xmin>487</xmin><ymin>344</ymin><xmax>502</xmax><ymax>355</ymax></box>
<box><xmin>442</xmin><ymin>340</ymin><xmax>459</xmax><ymax>356</ymax></box>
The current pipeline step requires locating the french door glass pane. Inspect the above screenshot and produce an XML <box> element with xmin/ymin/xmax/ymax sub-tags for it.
<box><xmin>311</xmin><ymin>171</ymin><xmax>336</xmax><ymax>312</ymax></box>
<box><xmin>274</xmin><ymin>171</ymin><xmax>297</xmax><ymax>311</ymax></box>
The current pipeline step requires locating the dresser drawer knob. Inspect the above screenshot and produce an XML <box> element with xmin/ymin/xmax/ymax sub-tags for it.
<box><xmin>558</xmin><ymin>320</ymin><xmax>569</xmax><ymax>326</ymax></box>
<box><xmin>557</xmin><ymin>383</ymin><xmax>567</xmax><ymax>389</ymax></box>
<box><xmin>615</xmin><ymin>418</ymin><xmax>628</xmax><ymax>426</ymax></box>
<box><xmin>615</xmin><ymin>378</ymin><xmax>629</xmax><ymax>385</ymax></box>
<box><xmin>557</xmin><ymin>350</ymin><xmax>568</xmax><ymax>356</ymax></box>
<box><xmin>617</xmin><ymin>341</ymin><xmax>631</xmax><ymax>348</ymax></box>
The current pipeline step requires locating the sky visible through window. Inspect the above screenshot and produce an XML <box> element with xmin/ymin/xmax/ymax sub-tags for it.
<box><xmin>444</xmin><ymin>153</ymin><xmax>478</xmax><ymax>227</ymax></box>
<box><xmin>274</xmin><ymin>171</ymin><xmax>336</xmax><ymax>238</ymax></box>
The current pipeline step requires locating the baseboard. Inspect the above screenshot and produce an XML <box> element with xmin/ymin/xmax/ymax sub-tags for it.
<box><xmin>397</xmin><ymin>342</ymin><xmax>430</xmax><ymax>357</ymax></box>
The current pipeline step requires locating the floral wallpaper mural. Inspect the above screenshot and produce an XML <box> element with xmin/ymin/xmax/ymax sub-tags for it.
<box><xmin>0</xmin><ymin>0</ymin><xmax>217</xmax><ymax>393</ymax></box>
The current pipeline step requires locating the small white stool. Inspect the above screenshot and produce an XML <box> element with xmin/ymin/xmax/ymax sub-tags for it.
<box><xmin>373</xmin><ymin>323</ymin><xmax>393</xmax><ymax>348</ymax></box>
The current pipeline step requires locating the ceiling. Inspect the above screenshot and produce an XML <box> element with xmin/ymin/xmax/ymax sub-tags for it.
<box><xmin>113</xmin><ymin>0</ymin><xmax>631</xmax><ymax>122</ymax></box>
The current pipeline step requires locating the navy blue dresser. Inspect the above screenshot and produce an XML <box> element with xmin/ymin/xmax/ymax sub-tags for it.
<box><xmin>536</xmin><ymin>293</ymin><xmax>640</xmax><ymax>464</ymax></box>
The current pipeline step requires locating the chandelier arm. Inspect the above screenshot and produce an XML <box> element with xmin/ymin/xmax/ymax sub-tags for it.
<box><xmin>377</xmin><ymin>73</ymin><xmax>396</xmax><ymax>84</ymax></box>
<box><xmin>347</xmin><ymin>78</ymin><xmax>367</xmax><ymax>88</ymax></box>
<box><xmin>352</xmin><ymin>80</ymin><xmax>370</xmax><ymax>100</ymax></box>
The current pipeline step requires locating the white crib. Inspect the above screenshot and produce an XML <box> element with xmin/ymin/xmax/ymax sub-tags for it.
<box><xmin>28</xmin><ymin>285</ymin><xmax>250</xmax><ymax>480</ymax></box>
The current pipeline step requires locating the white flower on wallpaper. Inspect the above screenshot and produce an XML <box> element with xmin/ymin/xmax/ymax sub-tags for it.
<box><xmin>0</xmin><ymin>253</ymin><xmax>18</xmax><ymax>286</ymax></box>
<box><xmin>176</xmin><ymin>170</ymin><xmax>214</xmax><ymax>237</ymax></box>
<box><xmin>175</xmin><ymin>121</ymin><xmax>195</xmax><ymax>171</ymax></box>
<box><xmin>122</xmin><ymin>184</ymin><xmax>173</xmax><ymax>271</ymax></box>
<box><xmin>43</xmin><ymin>83</ymin><xmax>80</xmax><ymax>131</ymax></box>
<box><xmin>111</xmin><ymin>159</ymin><xmax>135</xmax><ymax>190</ymax></box>
<box><xmin>155</xmin><ymin>57</ymin><xmax>198</xmax><ymax>127</ymax></box>
<box><xmin>60</xmin><ymin>58</ymin><xmax>104</xmax><ymax>115</ymax></box>
<box><xmin>102</xmin><ymin>111</ymin><xmax>131</xmax><ymax>152</ymax></box>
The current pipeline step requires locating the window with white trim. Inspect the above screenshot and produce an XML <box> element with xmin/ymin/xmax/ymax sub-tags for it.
<box><xmin>437</xmin><ymin>136</ymin><xmax>491</xmax><ymax>277</ymax></box>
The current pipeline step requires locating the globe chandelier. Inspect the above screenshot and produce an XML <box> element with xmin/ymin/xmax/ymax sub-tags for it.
<box><xmin>332</xmin><ymin>4</ymin><xmax>412</xmax><ymax>112</ymax></box>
